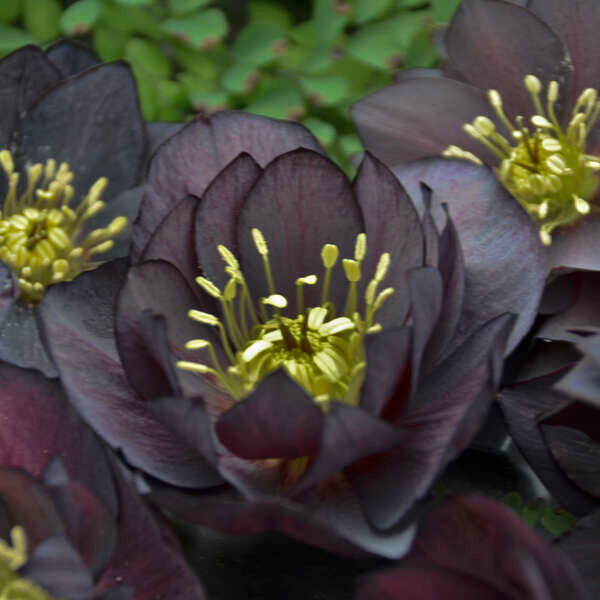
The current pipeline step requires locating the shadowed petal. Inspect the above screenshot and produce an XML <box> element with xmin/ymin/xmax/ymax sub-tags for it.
<box><xmin>237</xmin><ymin>149</ymin><xmax>363</xmax><ymax>314</ymax></box>
<box><xmin>393</xmin><ymin>158</ymin><xmax>546</xmax><ymax>354</ymax></box>
<box><xmin>133</xmin><ymin>111</ymin><xmax>323</xmax><ymax>258</ymax></box>
<box><xmin>556</xmin><ymin>356</ymin><xmax>600</xmax><ymax>408</ymax></box>
<box><xmin>0</xmin><ymin>45</ymin><xmax>60</xmax><ymax>149</ymax></box>
<box><xmin>195</xmin><ymin>153</ymin><xmax>262</xmax><ymax>290</ymax></box>
<box><xmin>547</xmin><ymin>215</ymin><xmax>600</xmax><ymax>272</ymax></box>
<box><xmin>350</xmin><ymin>77</ymin><xmax>499</xmax><ymax>164</ymax></box>
<box><xmin>353</xmin><ymin>154</ymin><xmax>424</xmax><ymax>328</ymax></box>
<box><xmin>499</xmin><ymin>374</ymin><xmax>598</xmax><ymax>515</ymax></box>
<box><xmin>45</xmin><ymin>40</ymin><xmax>100</xmax><ymax>78</ymax></box>
<box><xmin>216</xmin><ymin>371</ymin><xmax>323</xmax><ymax>459</ymax></box>
<box><xmin>21</xmin><ymin>62</ymin><xmax>145</xmax><ymax>200</ymax></box>
<box><xmin>147</xmin><ymin>121</ymin><xmax>183</xmax><ymax>156</ymax></box>
<box><xmin>446</xmin><ymin>0</ymin><xmax>571</xmax><ymax>120</ymax></box>
<box><xmin>0</xmin><ymin>261</ymin><xmax>17</xmax><ymax>325</ymax></box>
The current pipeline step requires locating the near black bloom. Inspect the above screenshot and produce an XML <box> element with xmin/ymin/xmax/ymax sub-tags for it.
<box><xmin>38</xmin><ymin>113</ymin><xmax>547</xmax><ymax>556</ymax></box>
<box><xmin>0</xmin><ymin>44</ymin><xmax>146</xmax><ymax>376</ymax></box>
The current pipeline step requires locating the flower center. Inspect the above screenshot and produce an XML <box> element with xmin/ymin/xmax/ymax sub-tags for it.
<box><xmin>0</xmin><ymin>526</ymin><xmax>55</xmax><ymax>599</ymax></box>
<box><xmin>0</xmin><ymin>150</ymin><xmax>127</xmax><ymax>304</ymax></box>
<box><xmin>443</xmin><ymin>75</ymin><xmax>600</xmax><ymax>245</ymax></box>
<box><xmin>177</xmin><ymin>230</ymin><xmax>393</xmax><ymax>411</ymax></box>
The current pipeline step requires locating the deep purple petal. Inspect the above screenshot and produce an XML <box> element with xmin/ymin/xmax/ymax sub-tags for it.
<box><xmin>350</xmin><ymin>77</ymin><xmax>500</xmax><ymax>164</ymax></box>
<box><xmin>393</xmin><ymin>158</ymin><xmax>546</xmax><ymax>354</ymax></box>
<box><xmin>0</xmin><ymin>45</ymin><xmax>60</xmax><ymax>149</ymax></box>
<box><xmin>541</xmin><ymin>425</ymin><xmax>600</xmax><ymax>497</ymax></box>
<box><xmin>499</xmin><ymin>375</ymin><xmax>598</xmax><ymax>515</ymax></box>
<box><xmin>146</xmin><ymin>121</ymin><xmax>183</xmax><ymax>156</ymax></box>
<box><xmin>133</xmin><ymin>111</ymin><xmax>324</xmax><ymax>258</ymax></box>
<box><xmin>142</xmin><ymin>195</ymin><xmax>199</xmax><ymax>290</ymax></box>
<box><xmin>539</xmin><ymin>272</ymin><xmax>579</xmax><ymax>315</ymax></box>
<box><xmin>195</xmin><ymin>153</ymin><xmax>262</xmax><ymax>290</ymax></box>
<box><xmin>237</xmin><ymin>149</ymin><xmax>363</xmax><ymax>314</ymax></box>
<box><xmin>446</xmin><ymin>0</ymin><xmax>571</xmax><ymax>120</ymax></box>
<box><xmin>216</xmin><ymin>371</ymin><xmax>323</xmax><ymax>459</ymax></box>
<box><xmin>45</xmin><ymin>40</ymin><xmax>100</xmax><ymax>78</ymax></box>
<box><xmin>528</xmin><ymin>0</ymin><xmax>600</xmax><ymax>114</ymax></box>
<box><xmin>556</xmin><ymin>356</ymin><xmax>600</xmax><ymax>408</ymax></box>
<box><xmin>0</xmin><ymin>260</ymin><xmax>17</xmax><ymax>324</ymax></box>
<box><xmin>361</xmin><ymin>326</ymin><xmax>411</xmax><ymax>416</ymax></box>
<box><xmin>353</xmin><ymin>153</ymin><xmax>424</xmax><ymax>328</ymax></box>
<box><xmin>21</xmin><ymin>61</ymin><xmax>146</xmax><ymax>200</ymax></box>
<box><xmin>547</xmin><ymin>215</ymin><xmax>600</xmax><ymax>272</ymax></box>
<box><xmin>355</xmin><ymin>567</ymin><xmax>507</xmax><ymax>600</ymax></box>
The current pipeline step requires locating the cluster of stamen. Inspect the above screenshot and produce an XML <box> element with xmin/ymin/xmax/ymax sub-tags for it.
<box><xmin>177</xmin><ymin>230</ymin><xmax>393</xmax><ymax>411</ymax></box>
<box><xmin>0</xmin><ymin>150</ymin><xmax>127</xmax><ymax>303</ymax></box>
<box><xmin>0</xmin><ymin>526</ymin><xmax>53</xmax><ymax>599</ymax></box>
<box><xmin>443</xmin><ymin>75</ymin><xmax>600</xmax><ymax>245</ymax></box>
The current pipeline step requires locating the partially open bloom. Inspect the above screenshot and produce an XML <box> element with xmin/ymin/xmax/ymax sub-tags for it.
<box><xmin>355</xmin><ymin>495</ymin><xmax>591</xmax><ymax>600</ymax></box>
<box><xmin>0</xmin><ymin>362</ymin><xmax>206</xmax><ymax>599</ymax></box>
<box><xmin>38</xmin><ymin>112</ymin><xmax>549</xmax><ymax>556</ymax></box>
<box><xmin>0</xmin><ymin>44</ymin><xmax>146</xmax><ymax>375</ymax></box>
<box><xmin>351</xmin><ymin>0</ymin><xmax>600</xmax><ymax>268</ymax></box>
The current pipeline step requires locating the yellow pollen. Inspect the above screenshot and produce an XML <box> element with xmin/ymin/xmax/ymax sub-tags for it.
<box><xmin>443</xmin><ymin>75</ymin><xmax>600</xmax><ymax>244</ymax></box>
<box><xmin>177</xmin><ymin>230</ymin><xmax>394</xmax><ymax>409</ymax></box>
<box><xmin>0</xmin><ymin>150</ymin><xmax>128</xmax><ymax>304</ymax></box>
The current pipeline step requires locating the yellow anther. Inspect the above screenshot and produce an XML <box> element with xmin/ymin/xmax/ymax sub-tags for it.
<box><xmin>262</xmin><ymin>294</ymin><xmax>287</xmax><ymax>309</ymax></box>
<box><xmin>88</xmin><ymin>177</ymin><xmax>108</xmax><ymax>203</ymax></box>
<box><xmin>374</xmin><ymin>287</ymin><xmax>394</xmax><ymax>311</ymax></box>
<box><xmin>88</xmin><ymin>240</ymin><xmax>113</xmax><ymax>255</ymax></box>
<box><xmin>463</xmin><ymin>123</ymin><xmax>480</xmax><ymax>139</ymax></box>
<box><xmin>296</xmin><ymin>274</ymin><xmax>317</xmax><ymax>286</ymax></box>
<box><xmin>196</xmin><ymin>276</ymin><xmax>221</xmax><ymax>298</ymax></box>
<box><xmin>224</xmin><ymin>278</ymin><xmax>237</xmax><ymax>301</ymax></box>
<box><xmin>0</xmin><ymin>525</ymin><xmax>28</xmax><ymax>571</ymax></box>
<box><xmin>242</xmin><ymin>340</ymin><xmax>272</xmax><ymax>362</ymax></box>
<box><xmin>547</xmin><ymin>80</ymin><xmax>559</xmax><ymax>103</ymax></box>
<box><xmin>365</xmin><ymin>279</ymin><xmax>377</xmax><ymax>306</ymax></box>
<box><xmin>107</xmin><ymin>216</ymin><xmax>127</xmax><ymax>235</ymax></box>
<box><xmin>218</xmin><ymin>244</ymin><xmax>240</xmax><ymax>269</ymax></box>
<box><xmin>321</xmin><ymin>243</ymin><xmax>339</xmax><ymax>268</ymax></box>
<box><xmin>342</xmin><ymin>258</ymin><xmax>361</xmax><ymax>283</ymax></box>
<box><xmin>252</xmin><ymin>228</ymin><xmax>268</xmax><ymax>255</ymax></box>
<box><xmin>531</xmin><ymin>115</ymin><xmax>553</xmax><ymax>129</ymax></box>
<box><xmin>318</xmin><ymin>317</ymin><xmax>355</xmax><ymax>336</ymax></box>
<box><xmin>524</xmin><ymin>74</ymin><xmax>542</xmax><ymax>94</ymax></box>
<box><xmin>44</xmin><ymin>158</ymin><xmax>56</xmax><ymax>180</ymax></box>
<box><xmin>540</xmin><ymin>229</ymin><xmax>552</xmax><ymax>246</ymax></box>
<box><xmin>308</xmin><ymin>306</ymin><xmax>328</xmax><ymax>329</ymax></box>
<box><xmin>176</xmin><ymin>361</ymin><xmax>212</xmax><ymax>374</ymax></box>
<box><xmin>0</xmin><ymin>150</ymin><xmax>14</xmax><ymax>175</ymax></box>
<box><xmin>84</xmin><ymin>200</ymin><xmax>105</xmax><ymax>219</ymax></box>
<box><xmin>473</xmin><ymin>116</ymin><xmax>495</xmax><ymax>136</ymax></box>
<box><xmin>47</xmin><ymin>227</ymin><xmax>71</xmax><ymax>250</ymax></box>
<box><xmin>545</xmin><ymin>154</ymin><xmax>567</xmax><ymax>174</ymax></box>
<box><xmin>375</xmin><ymin>252</ymin><xmax>390</xmax><ymax>281</ymax></box>
<box><xmin>488</xmin><ymin>89</ymin><xmax>502</xmax><ymax>108</ymax></box>
<box><xmin>188</xmin><ymin>310</ymin><xmax>220</xmax><ymax>326</ymax></box>
<box><xmin>52</xmin><ymin>259</ymin><xmax>69</xmax><ymax>280</ymax></box>
<box><xmin>354</xmin><ymin>233</ymin><xmax>367</xmax><ymax>261</ymax></box>
<box><xmin>574</xmin><ymin>195</ymin><xmax>591</xmax><ymax>214</ymax></box>
<box><xmin>538</xmin><ymin>201</ymin><xmax>549</xmax><ymax>218</ymax></box>
<box><xmin>185</xmin><ymin>339</ymin><xmax>211</xmax><ymax>350</ymax></box>
<box><xmin>541</xmin><ymin>138</ymin><xmax>562</xmax><ymax>152</ymax></box>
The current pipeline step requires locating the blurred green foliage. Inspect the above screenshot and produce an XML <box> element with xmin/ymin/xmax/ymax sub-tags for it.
<box><xmin>1</xmin><ymin>0</ymin><xmax>462</xmax><ymax>171</ymax></box>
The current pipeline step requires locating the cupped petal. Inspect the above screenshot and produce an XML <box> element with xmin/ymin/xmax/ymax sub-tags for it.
<box><xmin>195</xmin><ymin>153</ymin><xmax>262</xmax><ymax>290</ymax></box>
<box><xmin>0</xmin><ymin>45</ymin><xmax>60</xmax><ymax>149</ymax></box>
<box><xmin>21</xmin><ymin>61</ymin><xmax>146</xmax><ymax>200</ymax></box>
<box><xmin>546</xmin><ymin>215</ymin><xmax>600</xmax><ymax>272</ymax></box>
<box><xmin>393</xmin><ymin>158</ymin><xmax>546</xmax><ymax>354</ymax></box>
<box><xmin>133</xmin><ymin>111</ymin><xmax>324</xmax><ymax>259</ymax></box>
<box><xmin>39</xmin><ymin>260</ymin><xmax>214</xmax><ymax>488</ymax></box>
<box><xmin>355</xmin><ymin>567</ymin><xmax>507</xmax><ymax>600</ymax></box>
<box><xmin>216</xmin><ymin>371</ymin><xmax>323</xmax><ymax>459</ymax></box>
<box><xmin>146</xmin><ymin>121</ymin><xmax>183</xmax><ymax>156</ymax></box>
<box><xmin>528</xmin><ymin>0</ymin><xmax>600</xmax><ymax>114</ymax></box>
<box><xmin>499</xmin><ymin>374</ymin><xmax>598</xmax><ymax>515</ymax></box>
<box><xmin>45</xmin><ymin>40</ymin><xmax>100</xmax><ymax>78</ymax></box>
<box><xmin>353</xmin><ymin>153</ymin><xmax>424</xmax><ymax>328</ymax></box>
<box><xmin>237</xmin><ymin>149</ymin><xmax>363</xmax><ymax>314</ymax></box>
<box><xmin>446</xmin><ymin>0</ymin><xmax>571</xmax><ymax>120</ymax></box>
<box><xmin>350</xmin><ymin>76</ymin><xmax>500</xmax><ymax>165</ymax></box>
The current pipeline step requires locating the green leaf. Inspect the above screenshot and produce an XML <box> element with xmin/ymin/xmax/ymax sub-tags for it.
<box><xmin>232</xmin><ymin>23</ymin><xmax>286</xmax><ymax>66</ymax></box>
<box><xmin>23</xmin><ymin>0</ymin><xmax>61</xmax><ymax>42</ymax></box>
<box><xmin>404</xmin><ymin>23</ymin><xmax>439</xmax><ymax>68</ymax></box>
<box><xmin>300</xmin><ymin>74</ymin><xmax>350</xmax><ymax>106</ymax></box>
<box><xmin>132</xmin><ymin>70</ymin><xmax>157</xmax><ymax>120</ymax></box>
<box><xmin>353</xmin><ymin>0</ymin><xmax>392</xmax><ymax>24</ymax></box>
<box><xmin>93</xmin><ymin>25</ymin><xmax>128</xmax><ymax>61</ymax></box>
<box><xmin>189</xmin><ymin>89</ymin><xmax>229</xmax><ymax>113</ymax></box>
<box><xmin>312</xmin><ymin>0</ymin><xmax>351</xmax><ymax>45</ymax></box>
<box><xmin>522</xmin><ymin>498</ymin><xmax>546</xmax><ymax>528</ymax></box>
<box><xmin>156</xmin><ymin>79</ymin><xmax>189</xmax><ymax>120</ymax></box>
<box><xmin>162</xmin><ymin>9</ymin><xmax>228</xmax><ymax>48</ymax></box>
<box><xmin>124</xmin><ymin>38</ymin><xmax>172</xmax><ymax>79</ymax></box>
<box><xmin>0</xmin><ymin>0</ymin><xmax>21</xmax><ymax>24</ymax></box>
<box><xmin>540</xmin><ymin>506</ymin><xmax>577</xmax><ymax>537</ymax></box>
<box><xmin>249</xmin><ymin>1</ymin><xmax>292</xmax><ymax>30</ymax></box>
<box><xmin>431</xmin><ymin>0</ymin><xmax>462</xmax><ymax>23</ymax></box>
<box><xmin>502</xmin><ymin>491</ymin><xmax>523</xmax><ymax>514</ymax></box>
<box><xmin>113</xmin><ymin>0</ymin><xmax>156</xmax><ymax>5</ymax></box>
<box><xmin>168</xmin><ymin>0</ymin><xmax>211</xmax><ymax>16</ymax></box>
<box><xmin>0</xmin><ymin>24</ymin><xmax>35</xmax><ymax>56</ymax></box>
<box><xmin>221</xmin><ymin>63</ymin><xmax>260</xmax><ymax>94</ymax></box>
<box><xmin>396</xmin><ymin>0</ymin><xmax>428</xmax><ymax>8</ymax></box>
<box><xmin>99</xmin><ymin>3</ymin><xmax>163</xmax><ymax>38</ymax></box>
<box><xmin>172</xmin><ymin>44</ymin><xmax>221</xmax><ymax>78</ymax></box>
<box><xmin>302</xmin><ymin>117</ymin><xmax>336</xmax><ymax>147</ymax></box>
<box><xmin>60</xmin><ymin>0</ymin><xmax>102</xmax><ymax>37</ymax></box>
<box><xmin>246</xmin><ymin>83</ymin><xmax>305</xmax><ymax>120</ymax></box>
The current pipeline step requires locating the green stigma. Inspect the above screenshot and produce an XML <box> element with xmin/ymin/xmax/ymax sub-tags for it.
<box><xmin>0</xmin><ymin>526</ymin><xmax>55</xmax><ymax>599</ymax></box>
<box><xmin>0</xmin><ymin>150</ymin><xmax>127</xmax><ymax>304</ymax></box>
<box><xmin>177</xmin><ymin>230</ymin><xmax>393</xmax><ymax>411</ymax></box>
<box><xmin>443</xmin><ymin>75</ymin><xmax>600</xmax><ymax>245</ymax></box>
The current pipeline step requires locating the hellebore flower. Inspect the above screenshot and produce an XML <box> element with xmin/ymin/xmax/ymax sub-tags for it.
<box><xmin>36</xmin><ymin>108</ymin><xmax>547</xmax><ymax>556</ymax></box>
<box><xmin>0</xmin><ymin>44</ymin><xmax>146</xmax><ymax>376</ymax></box>
<box><xmin>0</xmin><ymin>361</ymin><xmax>206</xmax><ymax>600</ymax></box>
<box><xmin>354</xmin><ymin>494</ymin><xmax>590</xmax><ymax>600</ymax></box>
<box><xmin>351</xmin><ymin>0</ymin><xmax>600</xmax><ymax>267</ymax></box>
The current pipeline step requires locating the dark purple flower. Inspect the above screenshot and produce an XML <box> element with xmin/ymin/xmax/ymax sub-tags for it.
<box><xmin>0</xmin><ymin>361</ymin><xmax>206</xmax><ymax>600</ymax></box>
<box><xmin>37</xmin><ymin>112</ymin><xmax>548</xmax><ymax>556</ymax></box>
<box><xmin>351</xmin><ymin>0</ymin><xmax>600</xmax><ymax>268</ymax></box>
<box><xmin>354</xmin><ymin>494</ymin><xmax>589</xmax><ymax>600</ymax></box>
<box><xmin>0</xmin><ymin>44</ymin><xmax>147</xmax><ymax>376</ymax></box>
